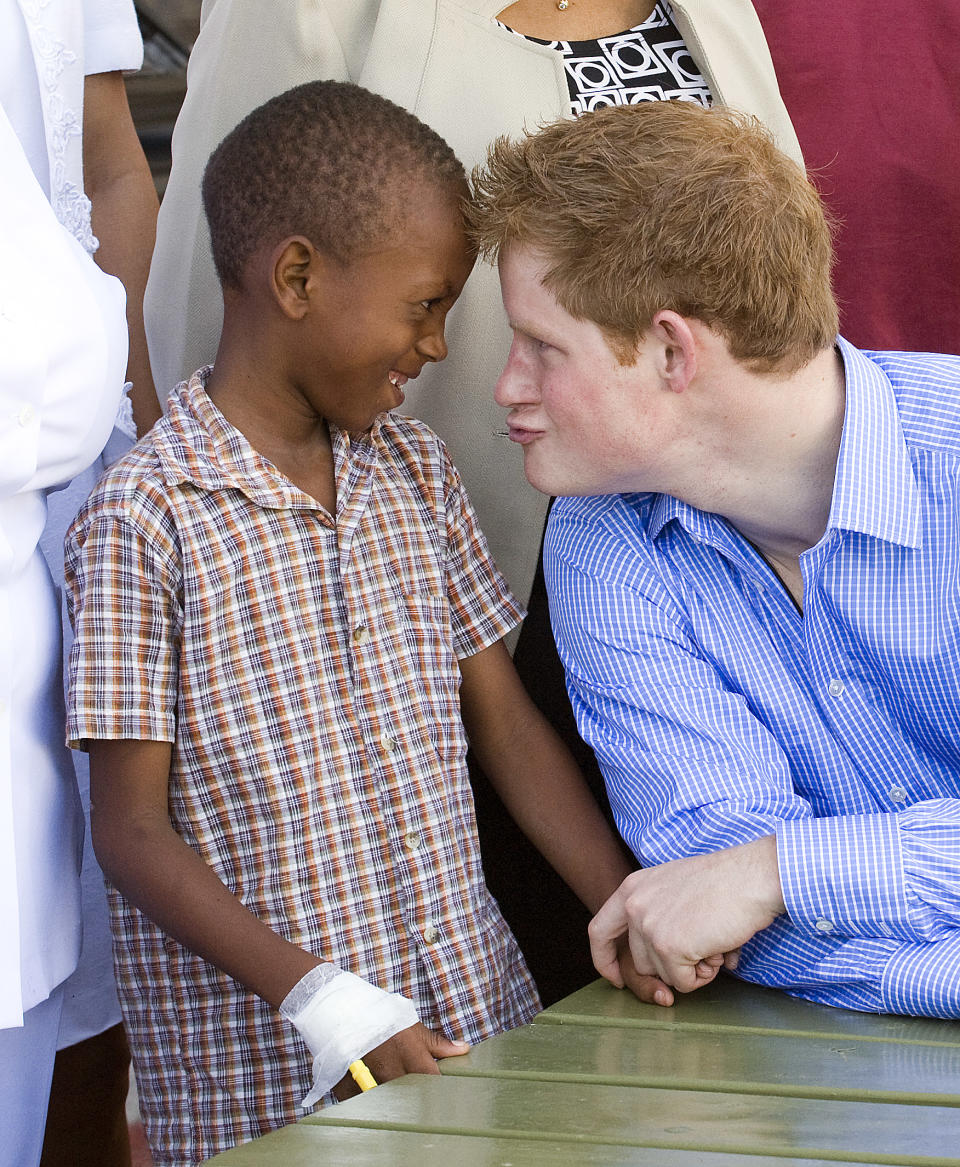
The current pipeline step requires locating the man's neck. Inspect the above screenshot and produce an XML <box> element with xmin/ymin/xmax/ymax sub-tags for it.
<box><xmin>675</xmin><ymin>345</ymin><xmax>846</xmax><ymax>566</ymax></box>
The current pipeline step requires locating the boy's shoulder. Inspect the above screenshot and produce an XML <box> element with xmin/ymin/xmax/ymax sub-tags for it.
<box><xmin>375</xmin><ymin>412</ymin><xmax>461</xmax><ymax>489</ymax></box>
<box><xmin>377</xmin><ymin>411</ymin><xmax>447</xmax><ymax>457</ymax></box>
<box><xmin>77</xmin><ymin>415</ymin><xmax>184</xmax><ymax>531</ymax></box>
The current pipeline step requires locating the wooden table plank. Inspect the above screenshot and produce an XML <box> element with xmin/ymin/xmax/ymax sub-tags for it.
<box><xmin>306</xmin><ymin>1074</ymin><xmax>960</xmax><ymax>1165</ymax></box>
<box><xmin>541</xmin><ymin>979</ymin><xmax>960</xmax><ymax>1047</ymax></box>
<box><xmin>442</xmin><ymin>1021</ymin><xmax>960</xmax><ymax>1105</ymax></box>
<box><xmin>203</xmin><ymin>1121</ymin><xmax>894</xmax><ymax>1166</ymax></box>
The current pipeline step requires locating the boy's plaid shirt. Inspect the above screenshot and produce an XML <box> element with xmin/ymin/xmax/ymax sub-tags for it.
<box><xmin>65</xmin><ymin>371</ymin><xmax>539</xmax><ymax>1164</ymax></box>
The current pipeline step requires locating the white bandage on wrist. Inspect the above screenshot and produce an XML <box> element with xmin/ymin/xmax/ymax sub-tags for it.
<box><xmin>280</xmin><ymin>963</ymin><xmax>419</xmax><ymax>1108</ymax></box>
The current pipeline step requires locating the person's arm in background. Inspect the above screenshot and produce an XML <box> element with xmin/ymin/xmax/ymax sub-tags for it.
<box><xmin>83</xmin><ymin>69</ymin><xmax>161</xmax><ymax>436</ymax></box>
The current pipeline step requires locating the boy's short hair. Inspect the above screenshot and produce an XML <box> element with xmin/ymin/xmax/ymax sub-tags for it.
<box><xmin>467</xmin><ymin>102</ymin><xmax>838</xmax><ymax>373</ymax></box>
<box><xmin>203</xmin><ymin>81</ymin><xmax>466</xmax><ymax>289</ymax></box>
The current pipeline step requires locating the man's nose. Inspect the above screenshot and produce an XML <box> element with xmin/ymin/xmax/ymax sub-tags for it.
<box><xmin>494</xmin><ymin>343</ymin><xmax>533</xmax><ymax>407</ymax></box>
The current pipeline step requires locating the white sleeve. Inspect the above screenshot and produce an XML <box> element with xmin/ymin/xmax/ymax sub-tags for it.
<box><xmin>82</xmin><ymin>0</ymin><xmax>143</xmax><ymax>75</ymax></box>
<box><xmin>0</xmin><ymin>111</ymin><xmax>127</xmax><ymax>497</ymax></box>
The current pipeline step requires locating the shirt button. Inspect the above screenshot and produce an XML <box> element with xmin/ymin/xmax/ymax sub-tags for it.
<box><xmin>889</xmin><ymin>786</ymin><xmax>907</xmax><ymax>803</ymax></box>
<box><xmin>18</xmin><ymin>404</ymin><xmax>35</xmax><ymax>427</ymax></box>
<box><xmin>827</xmin><ymin>679</ymin><xmax>845</xmax><ymax>697</ymax></box>
<box><xmin>380</xmin><ymin>733</ymin><xmax>398</xmax><ymax>754</ymax></box>
<box><xmin>814</xmin><ymin>917</ymin><xmax>835</xmax><ymax>934</ymax></box>
<box><xmin>404</xmin><ymin>830</ymin><xmax>421</xmax><ymax>851</ymax></box>
<box><xmin>352</xmin><ymin>624</ymin><xmax>370</xmax><ymax>645</ymax></box>
<box><xmin>423</xmin><ymin>923</ymin><xmax>439</xmax><ymax>944</ymax></box>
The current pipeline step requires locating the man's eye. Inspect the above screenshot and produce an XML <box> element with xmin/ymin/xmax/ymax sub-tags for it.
<box><xmin>420</xmin><ymin>299</ymin><xmax>437</xmax><ymax>310</ymax></box>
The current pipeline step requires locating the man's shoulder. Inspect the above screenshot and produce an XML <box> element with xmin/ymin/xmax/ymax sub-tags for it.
<box><xmin>547</xmin><ymin>493</ymin><xmax>663</xmax><ymax>578</ymax></box>
<box><xmin>550</xmin><ymin>492</ymin><xmax>659</xmax><ymax>540</ymax></box>
<box><xmin>867</xmin><ymin>349</ymin><xmax>960</xmax><ymax>456</ymax></box>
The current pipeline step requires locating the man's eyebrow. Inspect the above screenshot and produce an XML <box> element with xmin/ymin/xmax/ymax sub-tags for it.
<box><xmin>509</xmin><ymin>317</ymin><xmax>562</xmax><ymax>346</ymax></box>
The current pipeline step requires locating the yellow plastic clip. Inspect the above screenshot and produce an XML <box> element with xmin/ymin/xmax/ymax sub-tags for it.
<box><xmin>349</xmin><ymin>1059</ymin><xmax>378</xmax><ymax>1092</ymax></box>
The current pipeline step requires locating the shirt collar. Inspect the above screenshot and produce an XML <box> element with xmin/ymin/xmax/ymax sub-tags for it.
<box><xmin>827</xmin><ymin>337</ymin><xmax>921</xmax><ymax>548</ymax></box>
<box><xmin>645</xmin><ymin>338</ymin><xmax>921</xmax><ymax>551</ymax></box>
<box><xmin>153</xmin><ymin>369</ymin><xmax>381</xmax><ymax>511</ymax></box>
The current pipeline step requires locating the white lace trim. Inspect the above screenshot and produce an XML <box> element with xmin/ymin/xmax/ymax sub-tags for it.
<box><xmin>114</xmin><ymin>383</ymin><xmax>137</xmax><ymax>440</ymax></box>
<box><xmin>21</xmin><ymin>0</ymin><xmax>98</xmax><ymax>252</ymax></box>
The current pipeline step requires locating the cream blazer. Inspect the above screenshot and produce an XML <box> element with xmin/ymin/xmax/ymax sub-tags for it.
<box><xmin>144</xmin><ymin>0</ymin><xmax>801</xmax><ymax>606</ymax></box>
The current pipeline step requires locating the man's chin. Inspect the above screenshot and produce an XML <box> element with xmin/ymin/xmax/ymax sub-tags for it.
<box><xmin>521</xmin><ymin>459</ymin><xmax>560</xmax><ymax>497</ymax></box>
<box><xmin>521</xmin><ymin>453</ymin><xmax>590</xmax><ymax>498</ymax></box>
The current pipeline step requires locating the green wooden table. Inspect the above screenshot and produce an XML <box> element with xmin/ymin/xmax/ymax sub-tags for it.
<box><xmin>206</xmin><ymin>978</ymin><xmax>960</xmax><ymax>1165</ymax></box>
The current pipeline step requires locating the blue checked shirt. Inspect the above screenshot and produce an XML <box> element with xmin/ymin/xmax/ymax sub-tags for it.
<box><xmin>546</xmin><ymin>338</ymin><xmax>960</xmax><ymax>1018</ymax></box>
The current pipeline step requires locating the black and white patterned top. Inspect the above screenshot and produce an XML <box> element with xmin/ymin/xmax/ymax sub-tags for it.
<box><xmin>499</xmin><ymin>2</ymin><xmax>712</xmax><ymax>115</ymax></box>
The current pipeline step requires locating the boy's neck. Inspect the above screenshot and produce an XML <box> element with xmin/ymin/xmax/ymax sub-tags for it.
<box><xmin>205</xmin><ymin>337</ymin><xmax>338</xmax><ymax>514</ymax></box>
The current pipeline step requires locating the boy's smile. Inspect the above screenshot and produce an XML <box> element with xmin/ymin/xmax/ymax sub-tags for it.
<box><xmin>299</xmin><ymin>179</ymin><xmax>475</xmax><ymax>434</ymax></box>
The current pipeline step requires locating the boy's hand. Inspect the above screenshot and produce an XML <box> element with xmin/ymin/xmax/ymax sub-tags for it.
<box><xmin>333</xmin><ymin>1022</ymin><xmax>469</xmax><ymax>1099</ymax></box>
<box><xmin>616</xmin><ymin>938</ymin><xmax>676</xmax><ymax>1007</ymax></box>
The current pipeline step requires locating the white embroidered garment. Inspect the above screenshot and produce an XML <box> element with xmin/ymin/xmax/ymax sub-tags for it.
<box><xmin>0</xmin><ymin>0</ymin><xmax>139</xmax><ymax>1028</ymax></box>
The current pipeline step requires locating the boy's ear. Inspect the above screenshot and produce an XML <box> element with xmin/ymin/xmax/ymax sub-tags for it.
<box><xmin>270</xmin><ymin>236</ymin><xmax>319</xmax><ymax>321</ymax></box>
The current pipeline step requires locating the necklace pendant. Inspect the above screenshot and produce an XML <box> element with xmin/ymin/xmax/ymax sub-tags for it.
<box><xmin>556</xmin><ymin>0</ymin><xmax>570</xmax><ymax>9</ymax></box>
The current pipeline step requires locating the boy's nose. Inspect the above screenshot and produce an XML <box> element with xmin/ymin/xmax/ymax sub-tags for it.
<box><xmin>416</xmin><ymin>321</ymin><xmax>448</xmax><ymax>363</ymax></box>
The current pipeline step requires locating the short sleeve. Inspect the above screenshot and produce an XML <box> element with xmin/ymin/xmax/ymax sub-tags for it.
<box><xmin>83</xmin><ymin>0</ymin><xmax>143</xmax><ymax>75</ymax></box>
<box><xmin>66</xmin><ymin>482</ymin><xmax>183</xmax><ymax>747</ymax></box>
<box><xmin>441</xmin><ymin>446</ymin><xmax>525</xmax><ymax>658</ymax></box>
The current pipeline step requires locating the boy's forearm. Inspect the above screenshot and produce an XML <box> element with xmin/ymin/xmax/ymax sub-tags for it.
<box><xmin>459</xmin><ymin>642</ymin><xmax>635</xmax><ymax>913</ymax></box>
<box><xmin>484</xmin><ymin>721</ymin><xmax>634</xmax><ymax>913</ymax></box>
<box><xmin>90</xmin><ymin>739</ymin><xmax>321</xmax><ymax>1008</ymax></box>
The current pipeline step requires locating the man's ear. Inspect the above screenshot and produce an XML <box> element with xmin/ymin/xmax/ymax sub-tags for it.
<box><xmin>270</xmin><ymin>236</ymin><xmax>318</xmax><ymax>320</ymax></box>
<box><xmin>650</xmin><ymin>310</ymin><xmax>698</xmax><ymax>393</ymax></box>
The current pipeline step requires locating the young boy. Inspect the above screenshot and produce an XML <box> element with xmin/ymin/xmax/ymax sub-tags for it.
<box><xmin>64</xmin><ymin>82</ymin><xmax>638</xmax><ymax>1165</ymax></box>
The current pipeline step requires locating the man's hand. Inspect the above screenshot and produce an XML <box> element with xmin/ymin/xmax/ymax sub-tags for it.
<box><xmin>589</xmin><ymin>836</ymin><xmax>785</xmax><ymax>994</ymax></box>
<box><xmin>616</xmin><ymin>938</ymin><xmax>677</xmax><ymax>1006</ymax></box>
<box><xmin>334</xmin><ymin>1022</ymin><xmax>469</xmax><ymax>1099</ymax></box>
